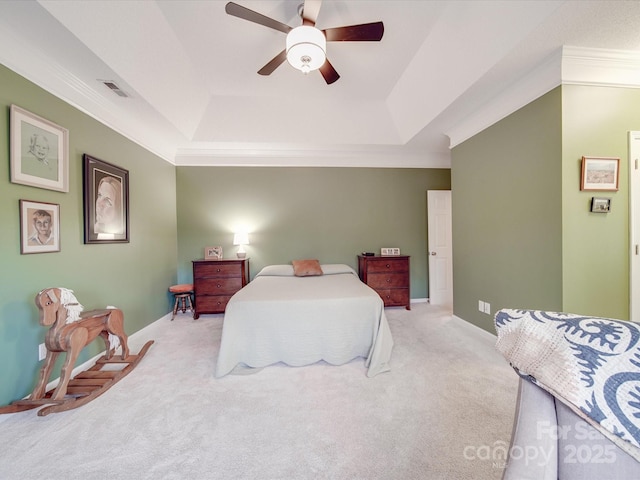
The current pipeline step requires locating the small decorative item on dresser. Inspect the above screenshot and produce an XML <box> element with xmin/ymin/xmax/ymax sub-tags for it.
<box><xmin>192</xmin><ymin>258</ymin><xmax>249</xmax><ymax>317</ymax></box>
<box><xmin>380</xmin><ymin>247</ymin><xmax>400</xmax><ymax>256</ymax></box>
<box><xmin>204</xmin><ymin>246</ymin><xmax>223</xmax><ymax>260</ymax></box>
<box><xmin>358</xmin><ymin>254</ymin><xmax>410</xmax><ymax>310</ymax></box>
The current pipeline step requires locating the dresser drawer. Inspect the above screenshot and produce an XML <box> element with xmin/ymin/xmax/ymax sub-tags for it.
<box><xmin>376</xmin><ymin>288</ymin><xmax>410</xmax><ymax>307</ymax></box>
<box><xmin>196</xmin><ymin>295</ymin><xmax>234</xmax><ymax>312</ymax></box>
<box><xmin>367</xmin><ymin>272</ymin><xmax>409</xmax><ymax>289</ymax></box>
<box><xmin>197</xmin><ymin>277</ymin><xmax>243</xmax><ymax>295</ymax></box>
<box><xmin>365</xmin><ymin>258</ymin><xmax>409</xmax><ymax>273</ymax></box>
<box><xmin>195</xmin><ymin>263</ymin><xmax>242</xmax><ymax>278</ymax></box>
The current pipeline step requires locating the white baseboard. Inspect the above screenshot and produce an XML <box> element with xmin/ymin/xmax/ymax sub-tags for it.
<box><xmin>452</xmin><ymin>314</ymin><xmax>498</xmax><ymax>339</ymax></box>
<box><xmin>0</xmin><ymin>312</ymin><xmax>170</xmax><ymax>422</ymax></box>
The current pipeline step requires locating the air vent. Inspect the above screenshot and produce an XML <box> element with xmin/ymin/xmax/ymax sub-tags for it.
<box><xmin>100</xmin><ymin>80</ymin><xmax>129</xmax><ymax>98</ymax></box>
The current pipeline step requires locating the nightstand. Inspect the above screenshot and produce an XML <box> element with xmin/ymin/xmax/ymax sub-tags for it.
<box><xmin>192</xmin><ymin>258</ymin><xmax>249</xmax><ymax>318</ymax></box>
<box><xmin>358</xmin><ymin>255</ymin><xmax>410</xmax><ymax>310</ymax></box>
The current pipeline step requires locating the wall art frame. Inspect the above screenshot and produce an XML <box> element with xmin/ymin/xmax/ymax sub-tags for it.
<box><xmin>19</xmin><ymin>199</ymin><xmax>60</xmax><ymax>254</ymax></box>
<box><xmin>205</xmin><ymin>246</ymin><xmax>223</xmax><ymax>260</ymax></box>
<box><xmin>580</xmin><ymin>156</ymin><xmax>620</xmax><ymax>191</ymax></box>
<box><xmin>83</xmin><ymin>154</ymin><xmax>129</xmax><ymax>244</ymax></box>
<box><xmin>10</xmin><ymin>104</ymin><xmax>69</xmax><ymax>192</ymax></box>
<box><xmin>591</xmin><ymin>197</ymin><xmax>611</xmax><ymax>213</ymax></box>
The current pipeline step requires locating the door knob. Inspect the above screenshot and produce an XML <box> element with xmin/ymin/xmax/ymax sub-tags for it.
<box><xmin>430</xmin><ymin>252</ymin><xmax>436</xmax><ymax>256</ymax></box>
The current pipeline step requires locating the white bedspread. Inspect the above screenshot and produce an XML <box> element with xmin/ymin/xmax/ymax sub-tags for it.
<box><xmin>215</xmin><ymin>264</ymin><xmax>393</xmax><ymax>377</ymax></box>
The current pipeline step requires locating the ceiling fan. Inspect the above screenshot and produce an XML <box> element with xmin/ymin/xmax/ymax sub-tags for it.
<box><xmin>225</xmin><ymin>0</ymin><xmax>384</xmax><ymax>85</ymax></box>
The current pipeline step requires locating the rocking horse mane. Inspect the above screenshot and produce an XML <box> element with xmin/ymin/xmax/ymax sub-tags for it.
<box><xmin>57</xmin><ymin>288</ymin><xmax>84</xmax><ymax>324</ymax></box>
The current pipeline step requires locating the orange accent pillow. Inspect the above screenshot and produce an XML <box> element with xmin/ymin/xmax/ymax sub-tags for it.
<box><xmin>292</xmin><ymin>259</ymin><xmax>323</xmax><ymax>277</ymax></box>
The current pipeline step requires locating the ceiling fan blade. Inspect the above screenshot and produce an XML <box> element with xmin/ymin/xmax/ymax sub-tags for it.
<box><xmin>301</xmin><ymin>0</ymin><xmax>322</xmax><ymax>26</ymax></box>
<box><xmin>323</xmin><ymin>22</ymin><xmax>384</xmax><ymax>42</ymax></box>
<box><xmin>225</xmin><ymin>2</ymin><xmax>292</xmax><ymax>34</ymax></box>
<box><xmin>258</xmin><ymin>49</ymin><xmax>287</xmax><ymax>76</ymax></box>
<box><xmin>319</xmin><ymin>59</ymin><xmax>340</xmax><ymax>85</ymax></box>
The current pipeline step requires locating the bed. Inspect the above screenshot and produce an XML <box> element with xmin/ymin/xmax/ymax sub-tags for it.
<box><xmin>215</xmin><ymin>263</ymin><xmax>393</xmax><ymax>378</ymax></box>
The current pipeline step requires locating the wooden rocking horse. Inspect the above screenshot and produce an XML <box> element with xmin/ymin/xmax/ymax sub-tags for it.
<box><xmin>0</xmin><ymin>288</ymin><xmax>153</xmax><ymax>416</ymax></box>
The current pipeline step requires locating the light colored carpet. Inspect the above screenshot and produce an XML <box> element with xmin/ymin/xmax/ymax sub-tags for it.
<box><xmin>0</xmin><ymin>303</ymin><xmax>518</xmax><ymax>480</ymax></box>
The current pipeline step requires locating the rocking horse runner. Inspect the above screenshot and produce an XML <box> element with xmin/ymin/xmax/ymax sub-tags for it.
<box><xmin>0</xmin><ymin>288</ymin><xmax>153</xmax><ymax>416</ymax></box>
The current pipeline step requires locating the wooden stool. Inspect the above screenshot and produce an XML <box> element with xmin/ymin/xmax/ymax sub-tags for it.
<box><xmin>169</xmin><ymin>284</ymin><xmax>194</xmax><ymax>320</ymax></box>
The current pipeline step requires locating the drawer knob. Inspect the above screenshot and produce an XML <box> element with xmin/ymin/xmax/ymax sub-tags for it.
<box><xmin>386</xmin><ymin>278</ymin><xmax>391</xmax><ymax>283</ymax></box>
<box><xmin>216</xmin><ymin>268</ymin><xmax>221</xmax><ymax>272</ymax></box>
<box><xmin>217</xmin><ymin>284</ymin><xmax>222</xmax><ymax>288</ymax></box>
<box><xmin>386</xmin><ymin>264</ymin><xmax>391</xmax><ymax>268</ymax></box>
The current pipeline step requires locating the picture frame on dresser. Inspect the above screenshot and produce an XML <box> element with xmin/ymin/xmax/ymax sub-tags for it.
<box><xmin>204</xmin><ymin>246</ymin><xmax>223</xmax><ymax>260</ymax></box>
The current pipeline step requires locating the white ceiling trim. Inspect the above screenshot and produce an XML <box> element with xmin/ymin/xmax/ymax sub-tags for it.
<box><xmin>447</xmin><ymin>46</ymin><xmax>640</xmax><ymax>149</ymax></box>
<box><xmin>562</xmin><ymin>46</ymin><xmax>640</xmax><ymax>88</ymax></box>
<box><xmin>175</xmin><ymin>147</ymin><xmax>450</xmax><ymax>169</ymax></box>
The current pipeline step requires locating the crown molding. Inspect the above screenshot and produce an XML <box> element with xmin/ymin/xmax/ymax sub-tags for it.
<box><xmin>175</xmin><ymin>145</ymin><xmax>450</xmax><ymax>169</ymax></box>
<box><xmin>562</xmin><ymin>45</ymin><xmax>640</xmax><ymax>88</ymax></box>
<box><xmin>448</xmin><ymin>46</ymin><xmax>640</xmax><ymax>149</ymax></box>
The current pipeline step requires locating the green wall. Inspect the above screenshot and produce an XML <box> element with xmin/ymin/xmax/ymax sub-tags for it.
<box><xmin>451</xmin><ymin>88</ymin><xmax>564</xmax><ymax>332</ymax></box>
<box><xmin>0</xmin><ymin>64</ymin><xmax>178</xmax><ymax>406</ymax></box>
<box><xmin>561</xmin><ymin>85</ymin><xmax>640</xmax><ymax>319</ymax></box>
<box><xmin>176</xmin><ymin>167</ymin><xmax>451</xmax><ymax>299</ymax></box>
<box><xmin>452</xmin><ymin>85</ymin><xmax>640</xmax><ymax>333</ymax></box>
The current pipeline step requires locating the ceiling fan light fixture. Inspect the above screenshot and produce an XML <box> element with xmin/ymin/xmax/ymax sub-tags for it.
<box><xmin>286</xmin><ymin>25</ymin><xmax>326</xmax><ymax>74</ymax></box>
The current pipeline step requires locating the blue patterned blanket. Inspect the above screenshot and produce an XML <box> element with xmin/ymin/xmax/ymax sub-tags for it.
<box><xmin>495</xmin><ymin>309</ymin><xmax>640</xmax><ymax>462</ymax></box>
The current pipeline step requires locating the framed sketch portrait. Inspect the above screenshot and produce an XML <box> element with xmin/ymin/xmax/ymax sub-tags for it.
<box><xmin>19</xmin><ymin>199</ymin><xmax>60</xmax><ymax>254</ymax></box>
<box><xmin>10</xmin><ymin>105</ymin><xmax>69</xmax><ymax>192</ymax></box>
<box><xmin>83</xmin><ymin>154</ymin><xmax>129</xmax><ymax>244</ymax></box>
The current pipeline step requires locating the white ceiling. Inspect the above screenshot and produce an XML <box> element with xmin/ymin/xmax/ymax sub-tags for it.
<box><xmin>1</xmin><ymin>0</ymin><xmax>639</xmax><ymax>168</ymax></box>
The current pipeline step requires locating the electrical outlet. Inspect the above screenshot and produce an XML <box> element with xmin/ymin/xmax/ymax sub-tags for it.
<box><xmin>478</xmin><ymin>300</ymin><xmax>485</xmax><ymax>312</ymax></box>
<box><xmin>38</xmin><ymin>343</ymin><xmax>47</xmax><ymax>361</ymax></box>
<box><xmin>484</xmin><ymin>302</ymin><xmax>491</xmax><ymax>315</ymax></box>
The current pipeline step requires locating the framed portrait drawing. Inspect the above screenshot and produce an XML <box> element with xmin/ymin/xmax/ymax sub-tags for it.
<box><xmin>83</xmin><ymin>154</ymin><xmax>129</xmax><ymax>244</ymax></box>
<box><xmin>10</xmin><ymin>105</ymin><xmax>69</xmax><ymax>192</ymax></box>
<box><xmin>580</xmin><ymin>156</ymin><xmax>619</xmax><ymax>191</ymax></box>
<box><xmin>19</xmin><ymin>199</ymin><xmax>60</xmax><ymax>254</ymax></box>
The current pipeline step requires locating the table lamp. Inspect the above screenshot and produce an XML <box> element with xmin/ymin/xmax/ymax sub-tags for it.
<box><xmin>233</xmin><ymin>232</ymin><xmax>249</xmax><ymax>259</ymax></box>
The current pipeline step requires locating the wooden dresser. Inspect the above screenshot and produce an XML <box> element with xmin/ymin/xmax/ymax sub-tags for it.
<box><xmin>358</xmin><ymin>255</ymin><xmax>410</xmax><ymax>310</ymax></box>
<box><xmin>192</xmin><ymin>258</ymin><xmax>249</xmax><ymax>318</ymax></box>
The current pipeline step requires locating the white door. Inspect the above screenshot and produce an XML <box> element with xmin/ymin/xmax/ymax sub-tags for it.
<box><xmin>630</xmin><ymin>132</ymin><xmax>640</xmax><ymax>322</ymax></box>
<box><xmin>427</xmin><ymin>190</ymin><xmax>453</xmax><ymax>308</ymax></box>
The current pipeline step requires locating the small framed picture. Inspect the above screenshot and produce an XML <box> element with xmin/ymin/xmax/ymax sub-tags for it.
<box><xmin>581</xmin><ymin>156</ymin><xmax>619</xmax><ymax>191</ymax></box>
<box><xmin>10</xmin><ymin>105</ymin><xmax>69</xmax><ymax>192</ymax></box>
<box><xmin>19</xmin><ymin>199</ymin><xmax>60</xmax><ymax>254</ymax></box>
<box><xmin>83</xmin><ymin>154</ymin><xmax>130</xmax><ymax>244</ymax></box>
<box><xmin>381</xmin><ymin>247</ymin><xmax>400</xmax><ymax>256</ymax></box>
<box><xmin>205</xmin><ymin>246</ymin><xmax>223</xmax><ymax>260</ymax></box>
<box><xmin>591</xmin><ymin>197</ymin><xmax>611</xmax><ymax>213</ymax></box>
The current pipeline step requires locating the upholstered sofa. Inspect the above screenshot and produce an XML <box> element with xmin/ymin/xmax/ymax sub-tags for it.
<box><xmin>494</xmin><ymin>309</ymin><xmax>640</xmax><ymax>479</ymax></box>
<box><xmin>502</xmin><ymin>377</ymin><xmax>639</xmax><ymax>479</ymax></box>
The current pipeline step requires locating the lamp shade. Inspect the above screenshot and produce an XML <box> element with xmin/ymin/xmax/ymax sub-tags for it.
<box><xmin>233</xmin><ymin>232</ymin><xmax>249</xmax><ymax>246</ymax></box>
<box><xmin>286</xmin><ymin>26</ymin><xmax>326</xmax><ymax>74</ymax></box>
